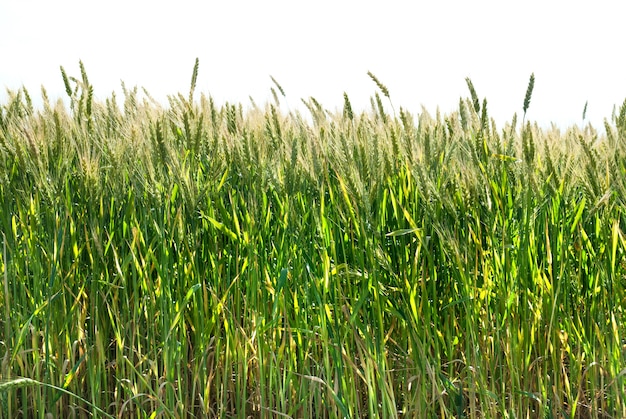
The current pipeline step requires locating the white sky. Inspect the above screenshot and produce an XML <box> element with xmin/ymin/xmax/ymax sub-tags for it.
<box><xmin>1</xmin><ymin>1</ymin><xmax>625</xmax><ymax>130</ymax></box>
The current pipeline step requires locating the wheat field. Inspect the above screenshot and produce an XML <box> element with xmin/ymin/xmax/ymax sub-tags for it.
<box><xmin>1</xmin><ymin>60</ymin><xmax>626</xmax><ymax>418</ymax></box>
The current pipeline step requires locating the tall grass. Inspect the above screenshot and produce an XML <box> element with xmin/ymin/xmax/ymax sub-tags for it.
<box><xmin>0</xmin><ymin>62</ymin><xmax>625</xmax><ymax>418</ymax></box>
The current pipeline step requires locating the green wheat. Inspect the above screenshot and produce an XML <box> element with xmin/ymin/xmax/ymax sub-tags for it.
<box><xmin>0</xmin><ymin>61</ymin><xmax>624</xmax><ymax>418</ymax></box>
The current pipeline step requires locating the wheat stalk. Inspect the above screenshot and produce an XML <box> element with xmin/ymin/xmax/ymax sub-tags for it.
<box><xmin>1</xmin><ymin>233</ymin><xmax>8</xmax><ymax>375</ymax></box>
<box><xmin>189</xmin><ymin>57</ymin><xmax>199</xmax><ymax>105</ymax></box>
<box><xmin>465</xmin><ymin>77</ymin><xmax>480</xmax><ymax>114</ymax></box>
<box><xmin>367</xmin><ymin>71</ymin><xmax>389</xmax><ymax>98</ymax></box>
<box><xmin>270</xmin><ymin>76</ymin><xmax>286</xmax><ymax>97</ymax></box>
<box><xmin>343</xmin><ymin>92</ymin><xmax>354</xmax><ymax>122</ymax></box>
<box><xmin>522</xmin><ymin>72</ymin><xmax>535</xmax><ymax>125</ymax></box>
<box><xmin>60</xmin><ymin>66</ymin><xmax>73</xmax><ymax>98</ymax></box>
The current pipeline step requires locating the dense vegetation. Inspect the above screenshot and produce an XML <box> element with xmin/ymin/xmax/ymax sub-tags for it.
<box><xmin>1</xmin><ymin>61</ymin><xmax>626</xmax><ymax>418</ymax></box>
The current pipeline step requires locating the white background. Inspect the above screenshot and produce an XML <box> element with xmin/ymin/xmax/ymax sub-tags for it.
<box><xmin>1</xmin><ymin>1</ymin><xmax>625</xmax><ymax>130</ymax></box>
